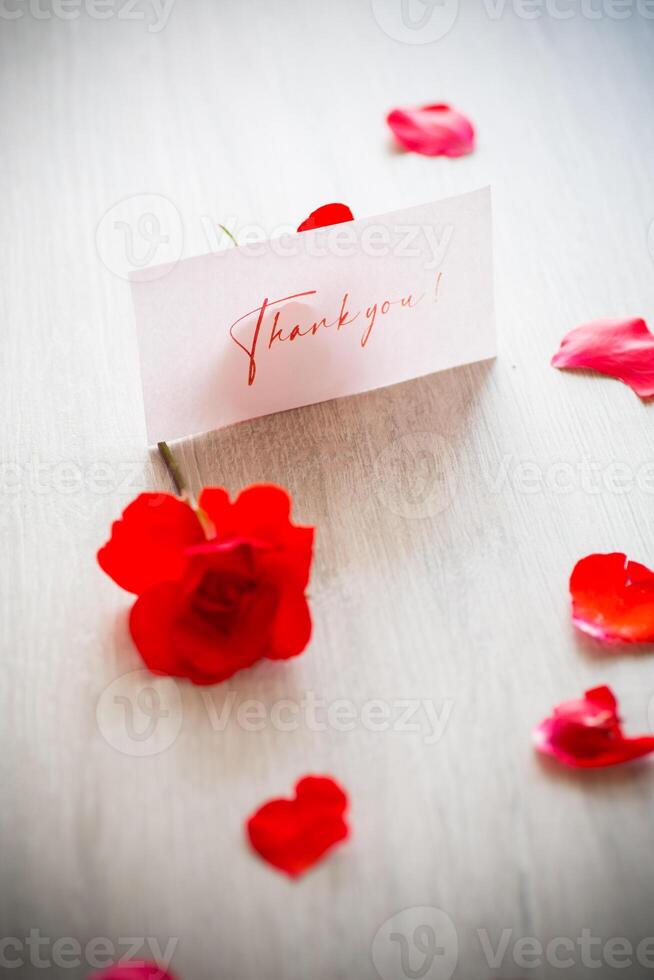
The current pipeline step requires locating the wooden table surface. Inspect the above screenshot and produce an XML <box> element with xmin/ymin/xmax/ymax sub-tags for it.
<box><xmin>2</xmin><ymin>2</ymin><xmax>654</xmax><ymax>978</ymax></box>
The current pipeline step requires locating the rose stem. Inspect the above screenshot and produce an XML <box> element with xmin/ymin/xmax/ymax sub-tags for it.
<box><xmin>157</xmin><ymin>441</ymin><xmax>187</xmax><ymax>498</ymax></box>
<box><xmin>218</xmin><ymin>224</ymin><xmax>238</xmax><ymax>247</ymax></box>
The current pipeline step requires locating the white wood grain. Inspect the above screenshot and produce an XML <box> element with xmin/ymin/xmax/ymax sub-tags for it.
<box><xmin>1</xmin><ymin>2</ymin><xmax>654</xmax><ymax>978</ymax></box>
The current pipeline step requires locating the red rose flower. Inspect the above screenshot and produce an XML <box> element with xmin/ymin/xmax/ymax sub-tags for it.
<box><xmin>98</xmin><ymin>485</ymin><xmax>314</xmax><ymax>685</ymax></box>
<box><xmin>534</xmin><ymin>686</ymin><xmax>654</xmax><ymax>768</ymax></box>
<box><xmin>297</xmin><ymin>203</ymin><xmax>354</xmax><ymax>232</ymax></box>
<box><xmin>247</xmin><ymin>775</ymin><xmax>349</xmax><ymax>877</ymax></box>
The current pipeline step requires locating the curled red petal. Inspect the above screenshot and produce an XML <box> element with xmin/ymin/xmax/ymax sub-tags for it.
<box><xmin>97</xmin><ymin>493</ymin><xmax>204</xmax><ymax>595</ymax></box>
<box><xmin>570</xmin><ymin>553</ymin><xmax>654</xmax><ymax>643</ymax></box>
<box><xmin>386</xmin><ymin>103</ymin><xmax>475</xmax><ymax>157</ymax></box>
<box><xmin>247</xmin><ymin>775</ymin><xmax>349</xmax><ymax>877</ymax></box>
<box><xmin>534</xmin><ymin>686</ymin><xmax>654</xmax><ymax>768</ymax></box>
<box><xmin>584</xmin><ymin>684</ymin><xmax>617</xmax><ymax>713</ymax></box>
<box><xmin>89</xmin><ymin>965</ymin><xmax>177</xmax><ymax>980</ymax></box>
<box><xmin>297</xmin><ymin>203</ymin><xmax>354</xmax><ymax>232</ymax></box>
<box><xmin>552</xmin><ymin>317</ymin><xmax>654</xmax><ymax>399</ymax></box>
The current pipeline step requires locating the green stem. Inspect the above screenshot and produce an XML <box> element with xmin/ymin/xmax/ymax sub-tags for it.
<box><xmin>218</xmin><ymin>223</ymin><xmax>238</xmax><ymax>247</ymax></box>
<box><xmin>157</xmin><ymin>441</ymin><xmax>187</xmax><ymax>498</ymax></box>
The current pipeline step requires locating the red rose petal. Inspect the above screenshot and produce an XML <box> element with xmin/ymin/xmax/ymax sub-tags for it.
<box><xmin>386</xmin><ymin>103</ymin><xmax>475</xmax><ymax>157</ymax></box>
<box><xmin>130</xmin><ymin>552</ymin><xmax>277</xmax><ymax>685</ymax></box>
<box><xmin>297</xmin><ymin>203</ymin><xmax>354</xmax><ymax>232</ymax></box>
<box><xmin>534</xmin><ymin>685</ymin><xmax>654</xmax><ymax>768</ymax></box>
<box><xmin>90</xmin><ymin>964</ymin><xmax>176</xmax><ymax>980</ymax></box>
<box><xmin>552</xmin><ymin>317</ymin><xmax>654</xmax><ymax>399</ymax></box>
<box><xmin>268</xmin><ymin>589</ymin><xmax>313</xmax><ymax>659</ymax></box>
<box><xmin>97</xmin><ymin>493</ymin><xmax>204</xmax><ymax>595</ymax></box>
<box><xmin>247</xmin><ymin>775</ymin><xmax>349</xmax><ymax>877</ymax></box>
<box><xmin>195</xmin><ymin>486</ymin><xmax>229</xmax><ymax>533</ymax></box>
<box><xmin>199</xmin><ymin>485</ymin><xmax>287</xmax><ymax>544</ymax></box>
<box><xmin>198</xmin><ymin>484</ymin><xmax>314</xmax><ymax>589</ymax></box>
<box><xmin>129</xmin><ymin>581</ymin><xmax>198</xmax><ymax>681</ymax></box>
<box><xmin>570</xmin><ymin>553</ymin><xmax>654</xmax><ymax>643</ymax></box>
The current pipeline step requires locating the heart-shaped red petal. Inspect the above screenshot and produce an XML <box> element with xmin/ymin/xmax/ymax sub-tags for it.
<box><xmin>246</xmin><ymin>775</ymin><xmax>349</xmax><ymax>877</ymax></box>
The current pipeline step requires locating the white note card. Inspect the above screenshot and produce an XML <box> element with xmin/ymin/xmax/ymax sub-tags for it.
<box><xmin>131</xmin><ymin>187</ymin><xmax>495</xmax><ymax>443</ymax></box>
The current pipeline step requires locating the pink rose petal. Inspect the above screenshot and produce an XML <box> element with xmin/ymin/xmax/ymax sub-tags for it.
<box><xmin>386</xmin><ymin>104</ymin><xmax>475</xmax><ymax>157</ymax></box>
<box><xmin>90</xmin><ymin>965</ymin><xmax>176</xmax><ymax>980</ymax></box>
<box><xmin>534</xmin><ymin>685</ymin><xmax>654</xmax><ymax>768</ymax></box>
<box><xmin>552</xmin><ymin>317</ymin><xmax>654</xmax><ymax>399</ymax></box>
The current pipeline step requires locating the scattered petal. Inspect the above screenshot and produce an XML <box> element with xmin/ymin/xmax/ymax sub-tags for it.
<box><xmin>89</xmin><ymin>964</ymin><xmax>177</xmax><ymax>980</ymax></box>
<box><xmin>247</xmin><ymin>775</ymin><xmax>349</xmax><ymax>877</ymax></box>
<box><xmin>297</xmin><ymin>203</ymin><xmax>354</xmax><ymax>232</ymax></box>
<box><xmin>570</xmin><ymin>553</ymin><xmax>654</xmax><ymax>644</ymax></box>
<box><xmin>534</xmin><ymin>685</ymin><xmax>654</xmax><ymax>768</ymax></box>
<box><xmin>386</xmin><ymin>103</ymin><xmax>475</xmax><ymax>157</ymax></box>
<box><xmin>552</xmin><ymin>317</ymin><xmax>654</xmax><ymax>399</ymax></box>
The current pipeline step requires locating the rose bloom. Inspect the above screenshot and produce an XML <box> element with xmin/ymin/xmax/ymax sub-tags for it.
<box><xmin>98</xmin><ymin>485</ymin><xmax>314</xmax><ymax>685</ymax></box>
